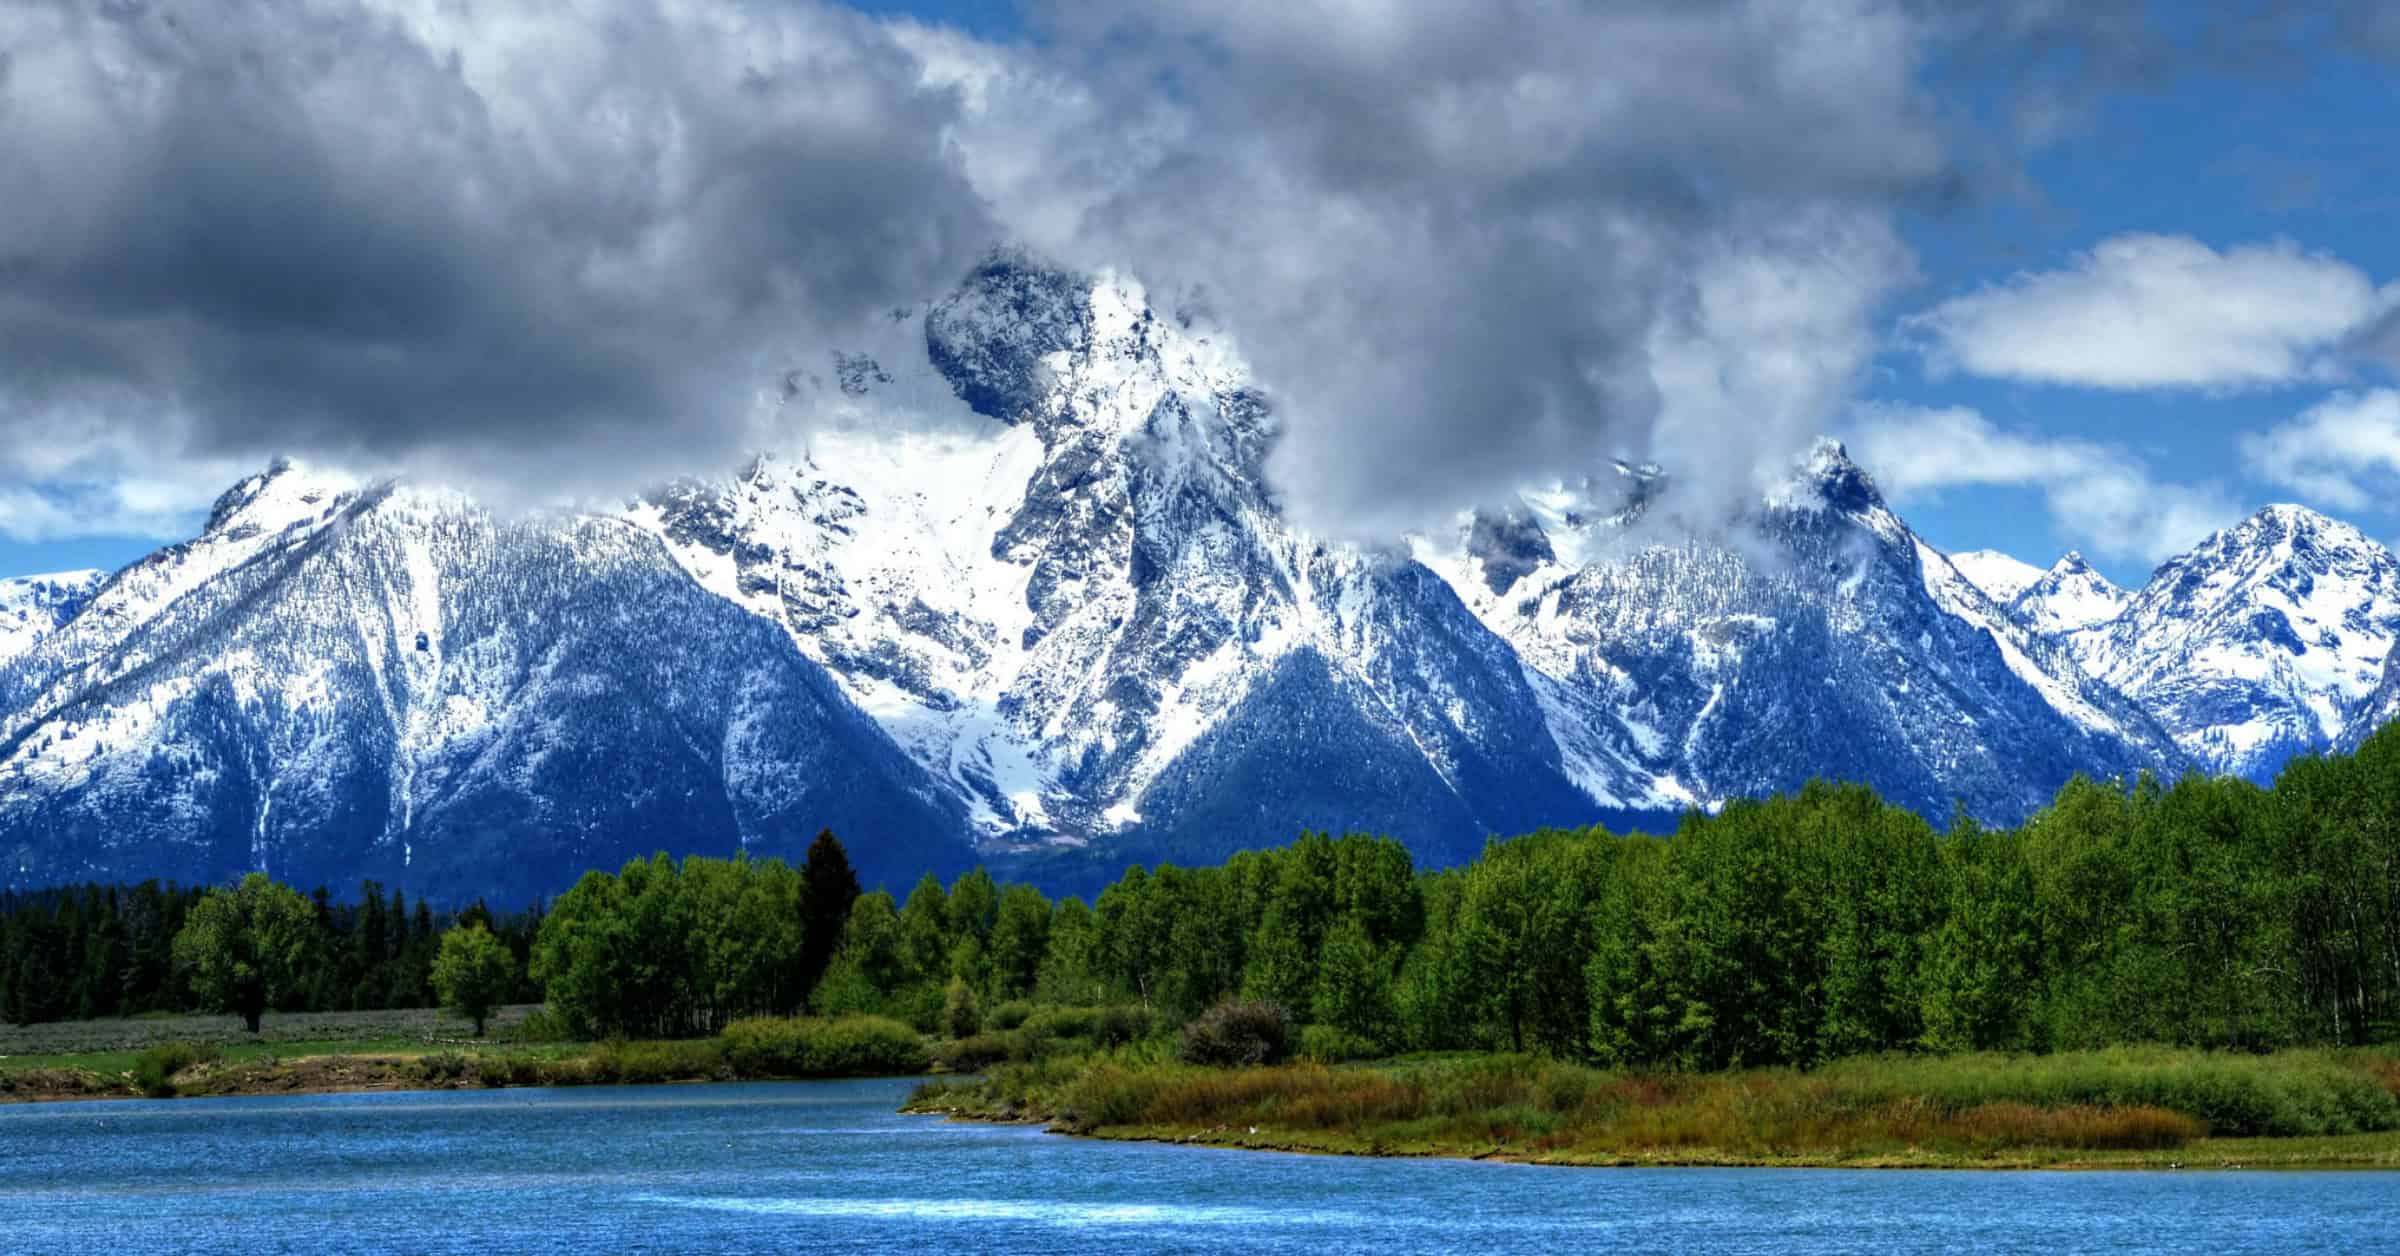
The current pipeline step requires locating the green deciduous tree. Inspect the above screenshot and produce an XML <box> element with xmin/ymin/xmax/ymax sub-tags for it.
<box><xmin>430</xmin><ymin>922</ymin><xmax>517</xmax><ymax>1036</ymax></box>
<box><xmin>172</xmin><ymin>873</ymin><xmax>318</xmax><ymax>1033</ymax></box>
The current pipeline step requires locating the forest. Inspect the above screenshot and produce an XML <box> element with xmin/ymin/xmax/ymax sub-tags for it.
<box><xmin>7</xmin><ymin>723</ymin><xmax>2400</xmax><ymax>1070</ymax></box>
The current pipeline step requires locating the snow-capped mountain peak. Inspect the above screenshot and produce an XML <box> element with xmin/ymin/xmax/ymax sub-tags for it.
<box><xmin>1950</xmin><ymin>549</ymin><xmax>2044</xmax><ymax>604</ymax></box>
<box><xmin>2010</xmin><ymin>550</ymin><xmax>2128</xmax><ymax>638</ymax></box>
<box><xmin>2057</xmin><ymin>503</ymin><xmax>2399</xmax><ymax>780</ymax></box>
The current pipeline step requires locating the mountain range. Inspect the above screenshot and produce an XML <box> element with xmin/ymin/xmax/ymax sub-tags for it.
<box><xmin>2</xmin><ymin>257</ymin><xmax>2394</xmax><ymax>901</ymax></box>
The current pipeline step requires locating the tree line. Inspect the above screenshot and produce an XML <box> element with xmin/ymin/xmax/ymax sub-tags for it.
<box><xmin>2</xmin><ymin>876</ymin><xmax>541</xmax><ymax>1027</ymax></box>
<box><xmin>11</xmin><ymin>728</ymin><xmax>2400</xmax><ymax>1067</ymax></box>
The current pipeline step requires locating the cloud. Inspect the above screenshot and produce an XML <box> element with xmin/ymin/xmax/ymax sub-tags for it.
<box><xmin>1906</xmin><ymin>234</ymin><xmax>2391</xmax><ymax>391</ymax></box>
<box><xmin>2241</xmin><ymin>389</ymin><xmax>2400</xmax><ymax>511</ymax></box>
<box><xmin>1847</xmin><ymin>404</ymin><xmax>2238</xmax><ymax>563</ymax></box>
<box><xmin>0</xmin><ymin>0</ymin><xmax>2333</xmax><ymax>553</ymax></box>
<box><xmin>0</xmin><ymin>0</ymin><xmax>996</xmax><ymax>508</ymax></box>
<box><xmin>917</xmin><ymin>0</ymin><xmax>1955</xmax><ymax>539</ymax></box>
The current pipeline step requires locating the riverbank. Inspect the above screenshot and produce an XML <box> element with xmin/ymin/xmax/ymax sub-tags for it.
<box><xmin>902</xmin><ymin>1047</ymin><xmax>2400</xmax><ymax>1170</ymax></box>
<box><xmin>0</xmin><ymin>1012</ymin><xmax>934</xmax><ymax>1103</ymax></box>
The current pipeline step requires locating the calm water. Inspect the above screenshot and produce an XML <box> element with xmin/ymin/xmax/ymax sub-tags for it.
<box><xmin>0</xmin><ymin>1079</ymin><xmax>2392</xmax><ymax>1253</ymax></box>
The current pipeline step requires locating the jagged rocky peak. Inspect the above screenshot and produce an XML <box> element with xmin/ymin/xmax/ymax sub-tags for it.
<box><xmin>1465</xmin><ymin>506</ymin><xmax>1557</xmax><ymax>595</ymax></box>
<box><xmin>1797</xmin><ymin>437</ymin><xmax>1885</xmax><ymax>514</ymax></box>
<box><xmin>924</xmin><ymin>250</ymin><xmax>1094</xmax><ymax>426</ymax></box>
<box><xmin>2010</xmin><ymin>550</ymin><xmax>2127</xmax><ymax>637</ymax></box>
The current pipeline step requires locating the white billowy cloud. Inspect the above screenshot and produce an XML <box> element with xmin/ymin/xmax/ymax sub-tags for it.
<box><xmin>1847</xmin><ymin>404</ymin><xmax>2237</xmax><ymax>563</ymax></box>
<box><xmin>1907</xmin><ymin>234</ymin><xmax>2393</xmax><ymax>391</ymax></box>
<box><xmin>2241</xmin><ymin>389</ymin><xmax>2400</xmax><ymax>511</ymax></box>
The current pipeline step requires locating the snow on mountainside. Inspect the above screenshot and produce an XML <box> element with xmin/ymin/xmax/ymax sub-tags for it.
<box><xmin>2060</xmin><ymin>505</ymin><xmax>2400</xmax><ymax>782</ymax></box>
<box><xmin>0</xmin><ymin>467</ymin><xmax>974</xmax><ymax>902</ymax></box>
<box><xmin>1951</xmin><ymin>550</ymin><xmax>2043</xmax><ymax>603</ymax></box>
<box><xmin>634</xmin><ymin>257</ymin><xmax>1598</xmax><ymax>869</ymax></box>
<box><xmin>0</xmin><ymin>569</ymin><xmax>105</xmax><ymax>665</ymax></box>
<box><xmin>1428</xmin><ymin>441</ymin><xmax>2187</xmax><ymax>826</ymax></box>
<box><xmin>0</xmin><ymin>256</ymin><xmax>2226</xmax><ymax>899</ymax></box>
<box><xmin>2009</xmin><ymin>552</ymin><xmax>2128</xmax><ymax>639</ymax></box>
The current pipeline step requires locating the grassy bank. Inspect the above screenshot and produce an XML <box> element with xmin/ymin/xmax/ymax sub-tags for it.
<box><xmin>904</xmin><ymin>1046</ymin><xmax>2400</xmax><ymax>1169</ymax></box>
<box><xmin>0</xmin><ymin>1013</ymin><xmax>934</xmax><ymax>1102</ymax></box>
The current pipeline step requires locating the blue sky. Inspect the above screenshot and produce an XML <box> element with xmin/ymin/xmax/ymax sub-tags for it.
<box><xmin>1864</xmin><ymin>38</ymin><xmax>2400</xmax><ymax>585</ymax></box>
<box><xmin>4</xmin><ymin>1</ymin><xmax>2397</xmax><ymax>591</ymax></box>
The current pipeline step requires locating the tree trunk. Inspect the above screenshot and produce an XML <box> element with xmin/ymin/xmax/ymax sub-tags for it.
<box><xmin>244</xmin><ymin>1009</ymin><xmax>262</xmax><ymax>1034</ymax></box>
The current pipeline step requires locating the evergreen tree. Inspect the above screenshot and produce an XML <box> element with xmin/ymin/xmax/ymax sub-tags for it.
<box><xmin>798</xmin><ymin>830</ymin><xmax>862</xmax><ymax>1009</ymax></box>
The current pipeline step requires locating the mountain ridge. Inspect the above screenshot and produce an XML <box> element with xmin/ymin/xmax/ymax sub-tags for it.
<box><xmin>4</xmin><ymin>258</ymin><xmax>2384</xmax><ymax>898</ymax></box>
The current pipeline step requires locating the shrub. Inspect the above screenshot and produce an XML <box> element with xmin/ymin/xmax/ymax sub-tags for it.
<box><xmin>1180</xmin><ymin>1000</ymin><xmax>1294</xmax><ymax>1068</ymax></box>
<box><xmin>131</xmin><ymin>1041</ymin><xmax>221</xmax><ymax>1098</ymax></box>
<box><xmin>1021</xmin><ymin>1004</ymin><xmax>1155</xmax><ymax>1047</ymax></box>
<box><xmin>721</xmin><ymin>1015</ymin><xmax>930</xmax><ymax>1078</ymax></box>
<box><xmin>1298</xmin><ymin>1024</ymin><xmax>1382</xmax><ymax>1063</ymax></box>
<box><xmin>988</xmin><ymin>1000</ymin><xmax>1035</xmax><ymax>1032</ymax></box>
<box><xmin>415</xmin><ymin>1050</ymin><xmax>472</xmax><ymax>1084</ymax></box>
<box><xmin>936</xmin><ymin>1031</ymin><xmax>1029</xmax><ymax>1074</ymax></box>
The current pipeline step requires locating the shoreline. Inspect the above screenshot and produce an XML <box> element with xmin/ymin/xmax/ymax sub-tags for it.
<box><xmin>11</xmin><ymin>1057</ymin><xmax>2400</xmax><ymax>1170</ymax></box>
<box><xmin>898</xmin><ymin>1104</ymin><xmax>2400</xmax><ymax>1171</ymax></box>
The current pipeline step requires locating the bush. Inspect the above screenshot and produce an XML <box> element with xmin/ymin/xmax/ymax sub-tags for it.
<box><xmin>937</xmin><ymin>1031</ymin><xmax>1036</xmax><ymax>1073</ymax></box>
<box><xmin>1180</xmin><ymin>1000</ymin><xmax>1294</xmax><ymax>1068</ymax></box>
<box><xmin>720</xmin><ymin>1015</ymin><xmax>930</xmax><ymax>1079</ymax></box>
<box><xmin>131</xmin><ymin>1041</ymin><xmax>221</xmax><ymax>1098</ymax></box>
<box><xmin>988</xmin><ymin>1000</ymin><xmax>1035</xmax><ymax>1032</ymax></box>
<box><xmin>1298</xmin><ymin>1024</ymin><xmax>1382</xmax><ymax>1063</ymax></box>
<box><xmin>1021</xmin><ymin>1004</ymin><xmax>1155</xmax><ymax>1047</ymax></box>
<box><xmin>415</xmin><ymin>1050</ymin><xmax>472</xmax><ymax>1084</ymax></box>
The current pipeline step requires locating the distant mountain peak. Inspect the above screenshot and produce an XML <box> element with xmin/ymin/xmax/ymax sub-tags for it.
<box><xmin>2026</xmin><ymin>497</ymin><xmax>2400</xmax><ymax>781</ymax></box>
<box><xmin>1951</xmin><ymin>549</ymin><xmax>2043</xmax><ymax>603</ymax></box>
<box><xmin>2009</xmin><ymin>551</ymin><xmax>2126</xmax><ymax>638</ymax></box>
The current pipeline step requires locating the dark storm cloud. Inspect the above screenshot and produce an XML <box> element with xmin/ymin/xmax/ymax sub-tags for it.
<box><xmin>0</xmin><ymin>0</ymin><xmax>994</xmax><ymax>497</ymax></box>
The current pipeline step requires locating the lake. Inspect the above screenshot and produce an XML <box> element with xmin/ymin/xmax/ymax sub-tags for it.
<box><xmin>0</xmin><ymin>1079</ymin><xmax>2390</xmax><ymax>1253</ymax></box>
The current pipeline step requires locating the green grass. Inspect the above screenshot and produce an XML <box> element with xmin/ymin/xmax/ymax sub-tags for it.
<box><xmin>0</xmin><ymin>1005</ymin><xmax>540</xmax><ymax>1062</ymax></box>
<box><xmin>906</xmin><ymin>1045</ymin><xmax>2400</xmax><ymax>1169</ymax></box>
<box><xmin>0</xmin><ymin>1009</ymin><xmax>941</xmax><ymax>1101</ymax></box>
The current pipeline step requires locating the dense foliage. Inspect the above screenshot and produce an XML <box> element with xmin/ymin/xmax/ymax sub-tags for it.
<box><xmin>834</xmin><ymin>729</ymin><xmax>2400</xmax><ymax>1066</ymax></box>
<box><xmin>11</xmin><ymin>726</ymin><xmax>2400</xmax><ymax>1067</ymax></box>
<box><xmin>1</xmin><ymin>876</ymin><xmax>541</xmax><ymax>1027</ymax></box>
<box><xmin>527</xmin><ymin>832</ymin><xmax>862</xmax><ymax>1037</ymax></box>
